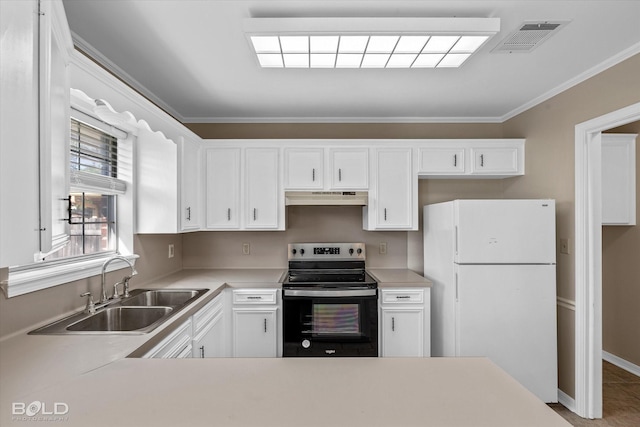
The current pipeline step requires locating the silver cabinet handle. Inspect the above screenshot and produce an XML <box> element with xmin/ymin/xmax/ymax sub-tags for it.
<box><xmin>264</xmin><ymin>318</ymin><xmax>267</xmax><ymax>333</ymax></box>
<box><xmin>312</xmin><ymin>168</ymin><xmax>315</xmax><ymax>181</ymax></box>
<box><xmin>391</xmin><ymin>317</ymin><xmax>395</xmax><ymax>332</ymax></box>
<box><xmin>227</xmin><ymin>208</ymin><xmax>231</xmax><ymax>221</ymax></box>
<box><xmin>480</xmin><ymin>154</ymin><xmax>484</xmax><ymax>167</ymax></box>
<box><xmin>253</xmin><ymin>208</ymin><xmax>257</xmax><ymax>221</ymax></box>
<box><xmin>186</xmin><ymin>206</ymin><xmax>191</xmax><ymax>221</ymax></box>
<box><xmin>453</xmin><ymin>154</ymin><xmax>457</xmax><ymax>167</ymax></box>
<box><xmin>247</xmin><ymin>296</ymin><xmax>262</xmax><ymax>300</ymax></box>
<box><xmin>338</xmin><ymin>168</ymin><xmax>342</xmax><ymax>181</ymax></box>
<box><xmin>384</xmin><ymin>208</ymin><xmax>387</xmax><ymax>221</ymax></box>
<box><xmin>200</xmin><ymin>345</ymin><xmax>205</xmax><ymax>358</ymax></box>
<box><xmin>396</xmin><ymin>295</ymin><xmax>411</xmax><ymax>299</ymax></box>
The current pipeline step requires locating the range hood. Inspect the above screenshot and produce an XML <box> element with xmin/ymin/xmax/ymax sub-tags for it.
<box><xmin>285</xmin><ymin>191</ymin><xmax>368</xmax><ymax>206</ymax></box>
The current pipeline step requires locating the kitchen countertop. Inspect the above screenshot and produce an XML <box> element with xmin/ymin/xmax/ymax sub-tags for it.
<box><xmin>1</xmin><ymin>268</ymin><xmax>569</xmax><ymax>426</ymax></box>
<box><xmin>368</xmin><ymin>268</ymin><xmax>432</xmax><ymax>287</ymax></box>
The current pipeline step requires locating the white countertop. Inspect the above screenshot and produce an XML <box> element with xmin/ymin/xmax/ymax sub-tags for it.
<box><xmin>367</xmin><ymin>269</ymin><xmax>432</xmax><ymax>287</ymax></box>
<box><xmin>0</xmin><ymin>268</ymin><xmax>569</xmax><ymax>427</ymax></box>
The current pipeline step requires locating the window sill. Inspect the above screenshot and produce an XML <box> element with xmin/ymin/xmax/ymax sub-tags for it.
<box><xmin>1</xmin><ymin>254</ymin><xmax>139</xmax><ymax>298</ymax></box>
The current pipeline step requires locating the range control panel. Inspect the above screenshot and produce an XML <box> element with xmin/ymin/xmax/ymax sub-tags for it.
<box><xmin>288</xmin><ymin>243</ymin><xmax>365</xmax><ymax>261</ymax></box>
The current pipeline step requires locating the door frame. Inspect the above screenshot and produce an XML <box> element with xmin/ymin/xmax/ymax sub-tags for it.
<box><xmin>574</xmin><ymin>101</ymin><xmax>640</xmax><ymax>418</ymax></box>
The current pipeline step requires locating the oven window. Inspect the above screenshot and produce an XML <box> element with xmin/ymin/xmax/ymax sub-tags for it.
<box><xmin>313</xmin><ymin>304</ymin><xmax>360</xmax><ymax>335</ymax></box>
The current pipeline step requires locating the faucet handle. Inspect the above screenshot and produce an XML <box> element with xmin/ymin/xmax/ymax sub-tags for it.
<box><xmin>81</xmin><ymin>292</ymin><xmax>96</xmax><ymax>314</ymax></box>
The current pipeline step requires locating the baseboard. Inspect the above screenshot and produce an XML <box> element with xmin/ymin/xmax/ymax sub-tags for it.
<box><xmin>603</xmin><ymin>351</ymin><xmax>640</xmax><ymax>377</ymax></box>
<box><xmin>557</xmin><ymin>389</ymin><xmax>576</xmax><ymax>413</ymax></box>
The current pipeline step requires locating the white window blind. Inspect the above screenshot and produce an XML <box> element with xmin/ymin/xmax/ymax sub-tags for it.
<box><xmin>69</xmin><ymin>117</ymin><xmax>127</xmax><ymax>194</ymax></box>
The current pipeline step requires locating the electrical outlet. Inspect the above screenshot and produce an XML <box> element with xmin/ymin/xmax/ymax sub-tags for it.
<box><xmin>168</xmin><ymin>244</ymin><xmax>175</xmax><ymax>259</ymax></box>
<box><xmin>560</xmin><ymin>238</ymin><xmax>570</xmax><ymax>255</ymax></box>
<box><xmin>379</xmin><ymin>242</ymin><xmax>387</xmax><ymax>255</ymax></box>
<box><xmin>242</xmin><ymin>243</ymin><xmax>250</xmax><ymax>255</ymax></box>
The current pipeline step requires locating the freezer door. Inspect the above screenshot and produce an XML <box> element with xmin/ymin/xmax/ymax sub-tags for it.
<box><xmin>455</xmin><ymin>264</ymin><xmax>558</xmax><ymax>402</ymax></box>
<box><xmin>455</xmin><ymin>199</ymin><xmax>556</xmax><ymax>264</ymax></box>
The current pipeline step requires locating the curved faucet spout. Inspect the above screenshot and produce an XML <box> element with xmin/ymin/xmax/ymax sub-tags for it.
<box><xmin>100</xmin><ymin>255</ymin><xmax>137</xmax><ymax>303</ymax></box>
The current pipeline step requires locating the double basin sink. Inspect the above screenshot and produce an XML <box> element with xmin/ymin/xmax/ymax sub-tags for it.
<box><xmin>30</xmin><ymin>288</ymin><xmax>208</xmax><ymax>335</ymax></box>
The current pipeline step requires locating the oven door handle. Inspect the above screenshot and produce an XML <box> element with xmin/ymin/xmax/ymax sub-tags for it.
<box><xmin>283</xmin><ymin>289</ymin><xmax>377</xmax><ymax>297</ymax></box>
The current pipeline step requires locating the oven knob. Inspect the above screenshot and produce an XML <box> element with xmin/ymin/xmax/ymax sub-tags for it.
<box><xmin>300</xmin><ymin>249</ymin><xmax>305</xmax><ymax>256</ymax></box>
<box><xmin>357</xmin><ymin>248</ymin><xmax>362</xmax><ymax>255</ymax></box>
<box><xmin>349</xmin><ymin>248</ymin><xmax>354</xmax><ymax>255</ymax></box>
<box><xmin>292</xmin><ymin>249</ymin><xmax>297</xmax><ymax>255</ymax></box>
<box><xmin>302</xmin><ymin>339</ymin><xmax>311</xmax><ymax>349</ymax></box>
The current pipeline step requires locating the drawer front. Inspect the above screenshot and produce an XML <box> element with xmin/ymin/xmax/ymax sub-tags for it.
<box><xmin>381</xmin><ymin>289</ymin><xmax>424</xmax><ymax>304</ymax></box>
<box><xmin>232</xmin><ymin>289</ymin><xmax>278</xmax><ymax>305</ymax></box>
<box><xmin>193</xmin><ymin>295</ymin><xmax>224</xmax><ymax>335</ymax></box>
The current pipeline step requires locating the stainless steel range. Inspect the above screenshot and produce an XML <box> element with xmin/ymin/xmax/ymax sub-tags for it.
<box><xmin>282</xmin><ymin>243</ymin><xmax>378</xmax><ymax>357</ymax></box>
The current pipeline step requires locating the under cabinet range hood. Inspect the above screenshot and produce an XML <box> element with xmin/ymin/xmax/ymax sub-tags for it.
<box><xmin>285</xmin><ymin>191</ymin><xmax>368</xmax><ymax>206</ymax></box>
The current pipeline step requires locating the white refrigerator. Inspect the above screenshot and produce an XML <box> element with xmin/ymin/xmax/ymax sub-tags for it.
<box><xmin>423</xmin><ymin>199</ymin><xmax>558</xmax><ymax>403</ymax></box>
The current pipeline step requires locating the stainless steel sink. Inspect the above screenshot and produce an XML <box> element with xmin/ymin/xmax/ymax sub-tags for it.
<box><xmin>120</xmin><ymin>290</ymin><xmax>200</xmax><ymax>307</ymax></box>
<box><xmin>29</xmin><ymin>288</ymin><xmax>209</xmax><ymax>335</ymax></box>
<box><xmin>66</xmin><ymin>306</ymin><xmax>173</xmax><ymax>332</ymax></box>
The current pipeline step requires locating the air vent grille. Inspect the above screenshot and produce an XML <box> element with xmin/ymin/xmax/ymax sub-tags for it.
<box><xmin>493</xmin><ymin>21</ymin><xmax>568</xmax><ymax>53</ymax></box>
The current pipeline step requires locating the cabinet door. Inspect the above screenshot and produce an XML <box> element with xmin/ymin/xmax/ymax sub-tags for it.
<box><xmin>329</xmin><ymin>148</ymin><xmax>369</xmax><ymax>189</ymax></box>
<box><xmin>206</xmin><ymin>148</ymin><xmax>241</xmax><ymax>229</ymax></box>
<box><xmin>418</xmin><ymin>147</ymin><xmax>465</xmax><ymax>175</ymax></box>
<box><xmin>180</xmin><ymin>136</ymin><xmax>200</xmax><ymax>231</ymax></box>
<box><xmin>193</xmin><ymin>309</ymin><xmax>226</xmax><ymax>358</ymax></box>
<box><xmin>380</xmin><ymin>308</ymin><xmax>424</xmax><ymax>357</ymax></box>
<box><xmin>602</xmin><ymin>134</ymin><xmax>636</xmax><ymax>225</ymax></box>
<box><xmin>471</xmin><ymin>147</ymin><xmax>520</xmax><ymax>175</ymax></box>
<box><xmin>374</xmin><ymin>148</ymin><xmax>414</xmax><ymax>229</ymax></box>
<box><xmin>284</xmin><ymin>148</ymin><xmax>323</xmax><ymax>190</ymax></box>
<box><xmin>245</xmin><ymin>148</ymin><xmax>281</xmax><ymax>229</ymax></box>
<box><xmin>233</xmin><ymin>309</ymin><xmax>278</xmax><ymax>357</ymax></box>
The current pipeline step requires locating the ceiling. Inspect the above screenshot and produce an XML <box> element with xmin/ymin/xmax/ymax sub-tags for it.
<box><xmin>62</xmin><ymin>1</ymin><xmax>640</xmax><ymax>123</ymax></box>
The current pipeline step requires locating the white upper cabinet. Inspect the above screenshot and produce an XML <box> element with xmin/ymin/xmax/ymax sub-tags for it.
<box><xmin>245</xmin><ymin>148</ymin><xmax>281</xmax><ymax>229</ymax></box>
<box><xmin>418</xmin><ymin>140</ymin><xmax>524</xmax><ymax>178</ymax></box>
<box><xmin>419</xmin><ymin>147</ymin><xmax>466</xmax><ymax>175</ymax></box>
<box><xmin>205</xmin><ymin>144</ymin><xmax>283</xmax><ymax>230</ymax></box>
<box><xmin>283</xmin><ymin>148</ymin><xmax>324</xmax><ymax>190</ymax></box>
<box><xmin>179</xmin><ymin>136</ymin><xmax>201</xmax><ymax>231</ymax></box>
<box><xmin>206</xmin><ymin>148</ymin><xmax>241</xmax><ymax>229</ymax></box>
<box><xmin>365</xmin><ymin>147</ymin><xmax>417</xmax><ymax>230</ymax></box>
<box><xmin>602</xmin><ymin>133</ymin><xmax>636</xmax><ymax>226</ymax></box>
<box><xmin>1</xmin><ymin>0</ymin><xmax>72</xmax><ymax>267</ymax></box>
<box><xmin>329</xmin><ymin>148</ymin><xmax>369</xmax><ymax>190</ymax></box>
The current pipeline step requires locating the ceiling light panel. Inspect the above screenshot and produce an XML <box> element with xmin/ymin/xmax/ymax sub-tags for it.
<box><xmin>246</xmin><ymin>17</ymin><xmax>498</xmax><ymax>69</ymax></box>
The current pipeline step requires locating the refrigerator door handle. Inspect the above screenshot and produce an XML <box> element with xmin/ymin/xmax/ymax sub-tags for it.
<box><xmin>455</xmin><ymin>273</ymin><xmax>459</xmax><ymax>302</ymax></box>
<box><xmin>455</xmin><ymin>226</ymin><xmax>459</xmax><ymax>256</ymax></box>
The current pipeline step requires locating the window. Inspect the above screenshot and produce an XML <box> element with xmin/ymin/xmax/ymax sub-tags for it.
<box><xmin>47</xmin><ymin>118</ymin><xmax>126</xmax><ymax>260</ymax></box>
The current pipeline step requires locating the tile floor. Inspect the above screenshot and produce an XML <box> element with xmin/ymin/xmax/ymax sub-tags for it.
<box><xmin>549</xmin><ymin>361</ymin><xmax>640</xmax><ymax>426</ymax></box>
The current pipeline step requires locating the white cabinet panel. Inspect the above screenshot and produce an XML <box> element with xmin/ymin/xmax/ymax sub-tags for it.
<box><xmin>284</xmin><ymin>148</ymin><xmax>323</xmax><ymax>190</ymax></box>
<box><xmin>379</xmin><ymin>288</ymin><xmax>430</xmax><ymax>357</ymax></box>
<box><xmin>206</xmin><ymin>148</ymin><xmax>241</xmax><ymax>229</ymax></box>
<box><xmin>367</xmin><ymin>148</ymin><xmax>415</xmax><ymax>230</ymax></box>
<box><xmin>233</xmin><ymin>309</ymin><xmax>278</xmax><ymax>357</ymax></box>
<box><xmin>471</xmin><ymin>146</ymin><xmax>520</xmax><ymax>175</ymax></box>
<box><xmin>144</xmin><ymin>319</ymin><xmax>193</xmax><ymax>359</ymax></box>
<box><xmin>419</xmin><ymin>147</ymin><xmax>465</xmax><ymax>175</ymax></box>
<box><xmin>329</xmin><ymin>148</ymin><xmax>369</xmax><ymax>189</ymax></box>
<box><xmin>245</xmin><ymin>148</ymin><xmax>280</xmax><ymax>229</ymax></box>
<box><xmin>602</xmin><ymin>134</ymin><xmax>636</xmax><ymax>225</ymax></box>
<box><xmin>180</xmin><ymin>136</ymin><xmax>201</xmax><ymax>231</ymax></box>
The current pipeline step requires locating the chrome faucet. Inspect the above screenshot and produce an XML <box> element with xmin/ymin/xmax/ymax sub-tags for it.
<box><xmin>100</xmin><ymin>255</ymin><xmax>137</xmax><ymax>303</ymax></box>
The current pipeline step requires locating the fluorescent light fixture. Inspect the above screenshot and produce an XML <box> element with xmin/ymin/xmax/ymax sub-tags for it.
<box><xmin>245</xmin><ymin>17</ymin><xmax>499</xmax><ymax>69</ymax></box>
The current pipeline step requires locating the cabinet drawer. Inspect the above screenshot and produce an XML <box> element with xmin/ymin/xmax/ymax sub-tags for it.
<box><xmin>381</xmin><ymin>289</ymin><xmax>424</xmax><ymax>304</ymax></box>
<box><xmin>192</xmin><ymin>294</ymin><xmax>224</xmax><ymax>335</ymax></box>
<box><xmin>232</xmin><ymin>289</ymin><xmax>278</xmax><ymax>304</ymax></box>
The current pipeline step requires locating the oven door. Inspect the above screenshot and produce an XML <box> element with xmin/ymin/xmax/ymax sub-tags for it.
<box><xmin>283</xmin><ymin>288</ymin><xmax>378</xmax><ymax>357</ymax></box>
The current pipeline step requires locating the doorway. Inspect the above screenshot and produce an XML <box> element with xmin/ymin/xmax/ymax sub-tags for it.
<box><xmin>574</xmin><ymin>101</ymin><xmax>640</xmax><ymax>418</ymax></box>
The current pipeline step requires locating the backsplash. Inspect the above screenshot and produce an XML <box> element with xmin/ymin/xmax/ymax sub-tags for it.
<box><xmin>183</xmin><ymin>205</ymin><xmax>408</xmax><ymax>269</ymax></box>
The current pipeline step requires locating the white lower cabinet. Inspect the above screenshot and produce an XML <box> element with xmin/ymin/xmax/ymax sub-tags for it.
<box><xmin>192</xmin><ymin>293</ymin><xmax>227</xmax><ymax>358</ymax></box>
<box><xmin>379</xmin><ymin>288</ymin><xmax>430</xmax><ymax>357</ymax></box>
<box><xmin>232</xmin><ymin>289</ymin><xmax>280</xmax><ymax>357</ymax></box>
<box><xmin>144</xmin><ymin>319</ymin><xmax>193</xmax><ymax>359</ymax></box>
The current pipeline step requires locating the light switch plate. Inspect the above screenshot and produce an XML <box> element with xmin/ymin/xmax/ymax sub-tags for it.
<box><xmin>168</xmin><ymin>244</ymin><xmax>175</xmax><ymax>259</ymax></box>
<box><xmin>560</xmin><ymin>238</ymin><xmax>570</xmax><ymax>255</ymax></box>
<box><xmin>379</xmin><ymin>242</ymin><xmax>387</xmax><ymax>255</ymax></box>
<box><xmin>242</xmin><ymin>243</ymin><xmax>250</xmax><ymax>255</ymax></box>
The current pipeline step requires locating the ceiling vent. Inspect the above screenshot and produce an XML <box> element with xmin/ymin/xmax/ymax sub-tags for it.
<box><xmin>492</xmin><ymin>21</ymin><xmax>568</xmax><ymax>53</ymax></box>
